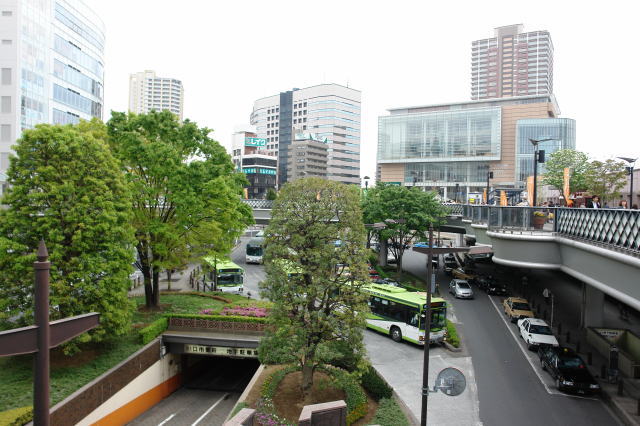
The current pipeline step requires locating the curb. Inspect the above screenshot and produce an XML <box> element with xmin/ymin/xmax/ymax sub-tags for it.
<box><xmin>599</xmin><ymin>384</ymin><xmax>639</xmax><ymax>426</ymax></box>
<box><xmin>443</xmin><ymin>341</ymin><xmax>462</xmax><ymax>352</ymax></box>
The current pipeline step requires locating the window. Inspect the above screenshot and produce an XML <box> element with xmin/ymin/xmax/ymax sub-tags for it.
<box><xmin>1</xmin><ymin>96</ymin><xmax>11</xmax><ymax>113</ymax></box>
<box><xmin>1</xmin><ymin>68</ymin><xmax>10</xmax><ymax>85</ymax></box>
<box><xmin>0</xmin><ymin>124</ymin><xmax>10</xmax><ymax>142</ymax></box>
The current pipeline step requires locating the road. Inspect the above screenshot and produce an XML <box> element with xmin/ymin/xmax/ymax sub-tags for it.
<box><xmin>231</xmin><ymin>236</ymin><xmax>266</xmax><ymax>300</ymax></box>
<box><xmin>401</xmin><ymin>250</ymin><xmax>620</xmax><ymax>426</ymax></box>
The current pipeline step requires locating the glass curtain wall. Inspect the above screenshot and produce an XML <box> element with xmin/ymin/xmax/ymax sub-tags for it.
<box><xmin>515</xmin><ymin>118</ymin><xmax>576</xmax><ymax>183</ymax></box>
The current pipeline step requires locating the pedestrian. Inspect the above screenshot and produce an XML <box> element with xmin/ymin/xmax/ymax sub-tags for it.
<box><xmin>633</xmin><ymin>204</ymin><xmax>639</xmax><ymax>210</ymax></box>
<box><xmin>586</xmin><ymin>195</ymin><xmax>601</xmax><ymax>208</ymax></box>
<box><xmin>618</xmin><ymin>200</ymin><xmax>628</xmax><ymax>209</ymax></box>
<box><xmin>543</xmin><ymin>287</ymin><xmax>550</xmax><ymax>304</ymax></box>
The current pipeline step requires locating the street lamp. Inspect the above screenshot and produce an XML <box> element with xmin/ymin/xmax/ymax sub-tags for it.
<box><xmin>616</xmin><ymin>157</ymin><xmax>637</xmax><ymax>206</ymax></box>
<box><xmin>529</xmin><ymin>138</ymin><xmax>554</xmax><ymax>206</ymax></box>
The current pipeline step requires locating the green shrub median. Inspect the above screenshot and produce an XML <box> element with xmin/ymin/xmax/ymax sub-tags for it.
<box><xmin>445</xmin><ymin>319</ymin><xmax>460</xmax><ymax>348</ymax></box>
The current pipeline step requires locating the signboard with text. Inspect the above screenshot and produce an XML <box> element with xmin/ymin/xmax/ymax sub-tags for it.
<box><xmin>185</xmin><ymin>344</ymin><xmax>258</xmax><ymax>358</ymax></box>
<box><xmin>245</xmin><ymin>137</ymin><xmax>267</xmax><ymax>147</ymax></box>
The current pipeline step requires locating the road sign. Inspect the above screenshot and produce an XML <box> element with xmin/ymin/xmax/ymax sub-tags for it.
<box><xmin>245</xmin><ymin>137</ymin><xmax>267</xmax><ymax>147</ymax></box>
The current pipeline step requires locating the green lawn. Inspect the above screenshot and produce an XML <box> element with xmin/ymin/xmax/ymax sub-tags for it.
<box><xmin>0</xmin><ymin>293</ymin><xmax>260</xmax><ymax>413</ymax></box>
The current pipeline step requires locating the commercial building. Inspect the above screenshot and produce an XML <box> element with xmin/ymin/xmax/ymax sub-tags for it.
<box><xmin>287</xmin><ymin>132</ymin><xmax>329</xmax><ymax>182</ymax></box>
<box><xmin>377</xmin><ymin>95</ymin><xmax>569</xmax><ymax>200</ymax></box>
<box><xmin>250</xmin><ymin>83</ymin><xmax>360</xmax><ymax>187</ymax></box>
<box><xmin>0</xmin><ymin>0</ymin><xmax>105</xmax><ymax>196</ymax></box>
<box><xmin>472</xmin><ymin>24</ymin><xmax>553</xmax><ymax>100</ymax></box>
<box><xmin>128</xmin><ymin>70</ymin><xmax>184</xmax><ymax>120</ymax></box>
<box><xmin>231</xmin><ymin>127</ymin><xmax>276</xmax><ymax>199</ymax></box>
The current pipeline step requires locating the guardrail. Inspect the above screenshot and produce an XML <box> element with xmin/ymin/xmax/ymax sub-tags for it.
<box><xmin>243</xmin><ymin>199</ymin><xmax>274</xmax><ymax>209</ymax></box>
<box><xmin>461</xmin><ymin>205</ymin><xmax>640</xmax><ymax>254</ymax></box>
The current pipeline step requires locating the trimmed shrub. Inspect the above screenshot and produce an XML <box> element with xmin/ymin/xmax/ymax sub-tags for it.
<box><xmin>320</xmin><ymin>365</ymin><xmax>368</xmax><ymax>425</ymax></box>
<box><xmin>446</xmin><ymin>320</ymin><xmax>460</xmax><ymax>348</ymax></box>
<box><xmin>0</xmin><ymin>406</ymin><xmax>33</xmax><ymax>426</ymax></box>
<box><xmin>371</xmin><ymin>398</ymin><xmax>410</xmax><ymax>426</ymax></box>
<box><xmin>367</xmin><ymin>251</ymin><xmax>378</xmax><ymax>267</ymax></box>
<box><xmin>257</xmin><ymin>365</ymin><xmax>300</xmax><ymax>426</ymax></box>
<box><xmin>360</xmin><ymin>367</ymin><xmax>392</xmax><ymax>401</ymax></box>
<box><xmin>167</xmin><ymin>313</ymin><xmax>267</xmax><ymax>324</ymax></box>
<box><xmin>161</xmin><ymin>291</ymin><xmax>232</xmax><ymax>304</ymax></box>
<box><xmin>139</xmin><ymin>317</ymin><xmax>168</xmax><ymax>344</ymax></box>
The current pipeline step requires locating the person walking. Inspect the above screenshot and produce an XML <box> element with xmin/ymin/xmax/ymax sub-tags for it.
<box><xmin>618</xmin><ymin>200</ymin><xmax>628</xmax><ymax>209</ymax></box>
<box><xmin>586</xmin><ymin>195</ymin><xmax>601</xmax><ymax>208</ymax></box>
<box><xmin>543</xmin><ymin>288</ymin><xmax>550</xmax><ymax>304</ymax></box>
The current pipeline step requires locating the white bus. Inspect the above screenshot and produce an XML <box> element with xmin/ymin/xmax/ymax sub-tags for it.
<box><xmin>245</xmin><ymin>237</ymin><xmax>264</xmax><ymax>264</ymax></box>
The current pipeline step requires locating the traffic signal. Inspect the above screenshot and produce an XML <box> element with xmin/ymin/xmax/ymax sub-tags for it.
<box><xmin>488</xmin><ymin>171</ymin><xmax>494</xmax><ymax>179</ymax></box>
<box><xmin>538</xmin><ymin>150</ymin><xmax>545</xmax><ymax>163</ymax></box>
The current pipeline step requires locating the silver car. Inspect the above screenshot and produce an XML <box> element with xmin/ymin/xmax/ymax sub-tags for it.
<box><xmin>449</xmin><ymin>279</ymin><xmax>474</xmax><ymax>299</ymax></box>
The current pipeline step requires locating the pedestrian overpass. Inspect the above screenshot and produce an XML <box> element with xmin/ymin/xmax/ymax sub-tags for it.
<box><xmin>448</xmin><ymin>205</ymin><xmax>640</xmax><ymax>327</ymax></box>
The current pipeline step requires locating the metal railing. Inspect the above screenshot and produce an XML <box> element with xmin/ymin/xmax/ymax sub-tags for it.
<box><xmin>461</xmin><ymin>205</ymin><xmax>640</xmax><ymax>254</ymax></box>
<box><xmin>442</xmin><ymin>203</ymin><xmax>463</xmax><ymax>216</ymax></box>
<box><xmin>243</xmin><ymin>199</ymin><xmax>274</xmax><ymax>209</ymax></box>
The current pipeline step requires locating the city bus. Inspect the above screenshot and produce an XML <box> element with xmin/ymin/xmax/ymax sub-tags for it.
<box><xmin>361</xmin><ymin>283</ymin><xmax>447</xmax><ymax>345</ymax></box>
<box><xmin>202</xmin><ymin>257</ymin><xmax>244</xmax><ymax>294</ymax></box>
<box><xmin>245</xmin><ymin>236</ymin><xmax>265</xmax><ymax>264</ymax></box>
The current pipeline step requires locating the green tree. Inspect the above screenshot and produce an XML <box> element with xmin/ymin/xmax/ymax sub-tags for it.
<box><xmin>0</xmin><ymin>121</ymin><xmax>135</xmax><ymax>342</ymax></box>
<box><xmin>265</xmin><ymin>187</ymin><xmax>277</xmax><ymax>200</ymax></box>
<box><xmin>541</xmin><ymin>149</ymin><xmax>589</xmax><ymax>195</ymax></box>
<box><xmin>107</xmin><ymin>111</ymin><xmax>253</xmax><ymax>308</ymax></box>
<box><xmin>584</xmin><ymin>159</ymin><xmax>628</xmax><ymax>203</ymax></box>
<box><xmin>362</xmin><ymin>184</ymin><xmax>446</xmax><ymax>274</ymax></box>
<box><xmin>258</xmin><ymin>178</ymin><xmax>369</xmax><ymax>395</ymax></box>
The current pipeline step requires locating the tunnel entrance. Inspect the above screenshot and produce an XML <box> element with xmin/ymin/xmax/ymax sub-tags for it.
<box><xmin>181</xmin><ymin>355</ymin><xmax>260</xmax><ymax>392</ymax></box>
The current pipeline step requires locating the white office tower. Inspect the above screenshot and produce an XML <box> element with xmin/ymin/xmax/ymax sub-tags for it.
<box><xmin>0</xmin><ymin>0</ymin><xmax>105</xmax><ymax>196</ymax></box>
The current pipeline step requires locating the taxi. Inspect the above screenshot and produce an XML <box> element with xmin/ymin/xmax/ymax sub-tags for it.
<box><xmin>503</xmin><ymin>297</ymin><xmax>534</xmax><ymax>323</ymax></box>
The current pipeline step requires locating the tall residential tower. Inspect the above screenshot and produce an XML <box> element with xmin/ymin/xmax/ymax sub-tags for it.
<box><xmin>128</xmin><ymin>70</ymin><xmax>184</xmax><ymax>120</ymax></box>
<box><xmin>0</xmin><ymin>0</ymin><xmax>105</xmax><ymax>196</ymax></box>
<box><xmin>471</xmin><ymin>24</ymin><xmax>553</xmax><ymax>100</ymax></box>
<box><xmin>250</xmin><ymin>84</ymin><xmax>361</xmax><ymax>187</ymax></box>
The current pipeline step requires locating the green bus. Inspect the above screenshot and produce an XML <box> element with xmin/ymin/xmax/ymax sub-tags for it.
<box><xmin>362</xmin><ymin>283</ymin><xmax>447</xmax><ymax>345</ymax></box>
<box><xmin>202</xmin><ymin>257</ymin><xmax>244</xmax><ymax>294</ymax></box>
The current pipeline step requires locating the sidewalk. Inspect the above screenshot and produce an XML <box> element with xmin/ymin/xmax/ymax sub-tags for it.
<box><xmin>128</xmin><ymin>263</ymin><xmax>199</xmax><ymax>297</ymax></box>
<box><xmin>489</xmin><ymin>265</ymin><xmax>640</xmax><ymax>425</ymax></box>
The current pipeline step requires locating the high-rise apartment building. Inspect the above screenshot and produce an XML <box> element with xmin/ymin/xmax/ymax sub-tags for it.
<box><xmin>471</xmin><ymin>24</ymin><xmax>553</xmax><ymax>100</ymax></box>
<box><xmin>250</xmin><ymin>84</ymin><xmax>361</xmax><ymax>187</ymax></box>
<box><xmin>129</xmin><ymin>70</ymin><xmax>184</xmax><ymax>120</ymax></box>
<box><xmin>0</xmin><ymin>0</ymin><xmax>105</xmax><ymax>196</ymax></box>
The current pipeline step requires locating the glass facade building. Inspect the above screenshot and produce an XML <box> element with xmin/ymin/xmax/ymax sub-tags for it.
<box><xmin>515</xmin><ymin>118</ymin><xmax>576</xmax><ymax>183</ymax></box>
<box><xmin>0</xmin><ymin>0</ymin><xmax>104</xmax><ymax>197</ymax></box>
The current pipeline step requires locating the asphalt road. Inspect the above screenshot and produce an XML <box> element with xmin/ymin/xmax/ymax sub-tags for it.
<box><xmin>401</xmin><ymin>250</ymin><xmax>620</xmax><ymax>426</ymax></box>
<box><xmin>231</xmin><ymin>237</ymin><xmax>266</xmax><ymax>300</ymax></box>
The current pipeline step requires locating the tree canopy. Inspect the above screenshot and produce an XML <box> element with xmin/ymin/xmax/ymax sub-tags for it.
<box><xmin>541</xmin><ymin>149</ymin><xmax>589</xmax><ymax>195</ymax></box>
<box><xmin>258</xmin><ymin>178</ymin><xmax>369</xmax><ymax>394</ymax></box>
<box><xmin>584</xmin><ymin>159</ymin><xmax>628</xmax><ymax>203</ymax></box>
<box><xmin>362</xmin><ymin>184</ymin><xmax>447</xmax><ymax>273</ymax></box>
<box><xmin>106</xmin><ymin>111</ymin><xmax>253</xmax><ymax>307</ymax></box>
<box><xmin>0</xmin><ymin>121</ymin><xmax>135</xmax><ymax>343</ymax></box>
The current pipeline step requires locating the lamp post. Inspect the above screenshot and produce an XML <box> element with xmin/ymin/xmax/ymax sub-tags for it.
<box><xmin>529</xmin><ymin>138</ymin><xmax>554</xmax><ymax>206</ymax></box>
<box><xmin>616</xmin><ymin>157</ymin><xmax>637</xmax><ymax>206</ymax></box>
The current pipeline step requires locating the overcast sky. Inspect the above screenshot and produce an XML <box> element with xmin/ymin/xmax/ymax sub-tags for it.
<box><xmin>86</xmin><ymin>0</ymin><xmax>640</xmax><ymax>178</ymax></box>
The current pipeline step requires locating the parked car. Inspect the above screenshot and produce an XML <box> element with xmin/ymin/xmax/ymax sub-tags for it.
<box><xmin>452</xmin><ymin>267</ymin><xmax>476</xmax><ymax>282</ymax></box>
<box><xmin>477</xmin><ymin>276</ymin><xmax>509</xmax><ymax>296</ymax></box>
<box><xmin>464</xmin><ymin>251</ymin><xmax>493</xmax><ymax>265</ymax></box>
<box><xmin>539</xmin><ymin>346</ymin><xmax>601</xmax><ymax>394</ymax></box>
<box><xmin>518</xmin><ymin>318</ymin><xmax>559</xmax><ymax>350</ymax></box>
<box><xmin>503</xmin><ymin>297</ymin><xmax>534</xmax><ymax>323</ymax></box>
<box><xmin>449</xmin><ymin>279</ymin><xmax>474</xmax><ymax>299</ymax></box>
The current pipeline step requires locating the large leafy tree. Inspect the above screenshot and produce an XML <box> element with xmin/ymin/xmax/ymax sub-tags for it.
<box><xmin>107</xmin><ymin>111</ymin><xmax>252</xmax><ymax>308</ymax></box>
<box><xmin>0</xmin><ymin>121</ymin><xmax>135</xmax><ymax>342</ymax></box>
<box><xmin>584</xmin><ymin>159</ymin><xmax>628</xmax><ymax>203</ymax></box>
<box><xmin>362</xmin><ymin>183</ymin><xmax>446</xmax><ymax>274</ymax></box>
<box><xmin>258</xmin><ymin>178</ymin><xmax>369</xmax><ymax>395</ymax></box>
<box><xmin>541</xmin><ymin>149</ymin><xmax>589</xmax><ymax>195</ymax></box>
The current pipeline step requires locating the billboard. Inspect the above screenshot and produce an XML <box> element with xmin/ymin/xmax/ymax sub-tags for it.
<box><xmin>245</xmin><ymin>137</ymin><xmax>267</xmax><ymax>147</ymax></box>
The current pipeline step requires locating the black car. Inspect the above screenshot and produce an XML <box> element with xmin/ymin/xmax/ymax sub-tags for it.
<box><xmin>539</xmin><ymin>346</ymin><xmax>601</xmax><ymax>394</ymax></box>
<box><xmin>486</xmin><ymin>281</ymin><xmax>508</xmax><ymax>296</ymax></box>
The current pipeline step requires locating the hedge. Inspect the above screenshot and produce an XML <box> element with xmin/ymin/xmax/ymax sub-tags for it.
<box><xmin>139</xmin><ymin>317</ymin><xmax>168</xmax><ymax>344</ymax></box>
<box><xmin>167</xmin><ymin>313</ymin><xmax>267</xmax><ymax>324</ymax></box>
<box><xmin>0</xmin><ymin>406</ymin><xmax>32</xmax><ymax>426</ymax></box>
<box><xmin>360</xmin><ymin>366</ymin><xmax>392</xmax><ymax>401</ymax></box>
<box><xmin>446</xmin><ymin>319</ymin><xmax>460</xmax><ymax>348</ymax></box>
<box><xmin>320</xmin><ymin>365</ymin><xmax>368</xmax><ymax>425</ymax></box>
<box><xmin>160</xmin><ymin>291</ymin><xmax>232</xmax><ymax>304</ymax></box>
<box><xmin>371</xmin><ymin>398</ymin><xmax>410</xmax><ymax>426</ymax></box>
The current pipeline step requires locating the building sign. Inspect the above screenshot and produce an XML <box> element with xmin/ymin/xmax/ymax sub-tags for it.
<box><xmin>294</xmin><ymin>132</ymin><xmax>329</xmax><ymax>143</ymax></box>
<box><xmin>243</xmin><ymin>167</ymin><xmax>277</xmax><ymax>175</ymax></box>
<box><xmin>245</xmin><ymin>137</ymin><xmax>267</xmax><ymax>147</ymax></box>
<box><xmin>185</xmin><ymin>344</ymin><xmax>259</xmax><ymax>358</ymax></box>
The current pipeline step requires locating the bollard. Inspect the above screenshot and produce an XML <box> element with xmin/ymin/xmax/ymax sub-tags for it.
<box><xmin>601</xmin><ymin>364</ymin><xmax>606</xmax><ymax>379</ymax></box>
<box><xmin>557</xmin><ymin>323</ymin><xmax>562</xmax><ymax>335</ymax></box>
<box><xmin>566</xmin><ymin>331</ymin><xmax>571</xmax><ymax>344</ymax></box>
<box><xmin>588</xmin><ymin>352</ymin><xmax>593</xmax><ymax>365</ymax></box>
<box><xmin>618</xmin><ymin>379</ymin><xmax>624</xmax><ymax>396</ymax></box>
<box><xmin>576</xmin><ymin>340</ymin><xmax>581</xmax><ymax>353</ymax></box>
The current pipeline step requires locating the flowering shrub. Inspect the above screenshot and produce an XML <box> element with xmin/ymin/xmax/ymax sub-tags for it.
<box><xmin>219</xmin><ymin>306</ymin><xmax>269</xmax><ymax>317</ymax></box>
<box><xmin>199</xmin><ymin>308</ymin><xmax>216</xmax><ymax>315</ymax></box>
